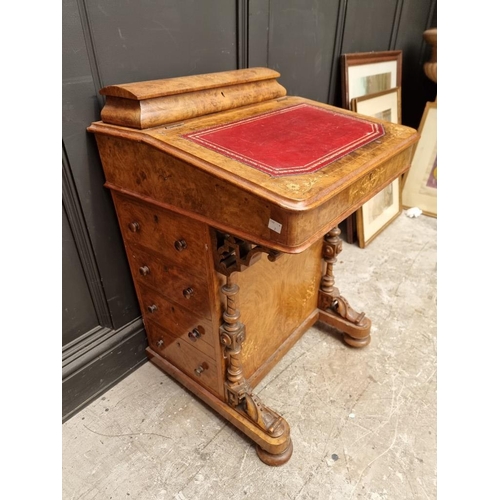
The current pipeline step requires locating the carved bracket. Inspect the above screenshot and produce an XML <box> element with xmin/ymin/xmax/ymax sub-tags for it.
<box><xmin>318</xmin><ymin>289</ymin><xmax>366</xmax><ymax>325</ymax></box>
<box><xmin>318</xmin><ymin>226</ymin><xmax>372</xmax><ymax>347</ymax></box>
<box><xmin>213</xmin><ymin>231</ymin><xmax>282</xmax><ymax>276</ymax></box>
<box><xmin>244</xmin><ymin>392</ymin><xmax>287</xmax><ymax>438</ymax></box>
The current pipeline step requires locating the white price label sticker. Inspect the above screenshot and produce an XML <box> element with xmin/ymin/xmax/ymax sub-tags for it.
<box><xmin>268</xmin><ymin>219</ymin><xmax>282</xmax><ymax>234</ymax></box>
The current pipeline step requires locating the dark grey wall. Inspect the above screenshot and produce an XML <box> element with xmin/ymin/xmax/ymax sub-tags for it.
<box><xmin>62</xmin><ymin>0</ymin><xmax>437</xmax><ymax>421</ymax></box>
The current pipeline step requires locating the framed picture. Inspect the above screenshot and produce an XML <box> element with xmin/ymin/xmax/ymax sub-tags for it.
<box><xmin>340</xmin><ymin>50</ymin><xmax>402</xmax><ymax>244</ymax></box>
<box><xmin>352</xmin><ymin>87</ymin><xmax>401</xmax><ymax>124</ymax></box>
<box><xmin>357</xmin><ymin>177</ymin><xmax>402</xmax><ymax>248</ymax></box>
<box><xmin>341</xmin><ymin>50</ymin><xmax>402</xmax><ymax>110</ymax></box>
<box><xmin>351</xmin><ymin>87</ymin><xmax>403</xmax><ymax>248</ymax></box>
<box><xmin>402</xmin><ymin>101</ymin><xmax>437</xmax><ymax>217</ymax></box>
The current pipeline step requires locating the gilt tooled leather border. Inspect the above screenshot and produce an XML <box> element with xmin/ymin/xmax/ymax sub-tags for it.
<box><xmin>182</xmin><ymin>103</ymin><xmax>385</xmax><ymax>177</ymax></box>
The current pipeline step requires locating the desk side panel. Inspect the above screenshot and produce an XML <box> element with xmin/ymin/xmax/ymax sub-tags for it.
<box><xmin>94</xmin><ymin>134</ymin><xmax>289</xmax><ymax>247</ymax></box>
<box><xmin>231</xmin><ymin>239</ymin><xmax>323</xmax><ymax>381</ymax></box>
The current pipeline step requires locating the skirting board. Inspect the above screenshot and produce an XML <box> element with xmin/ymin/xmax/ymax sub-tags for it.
<box><xmin>62</xmin><ymin>318</ymin><xmax>148</xmax><ymax>422</ymax></box>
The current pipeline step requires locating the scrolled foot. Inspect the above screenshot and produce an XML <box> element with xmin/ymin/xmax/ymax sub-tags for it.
<box><xmin>318</xmin><ymin>308</ymin><xmax>372</xmax><ymax>347</ymax></box>
<box><xmin>255</xmin><ymin>440</ymin><xmax>293</xmax><ymax>466</ymax></box>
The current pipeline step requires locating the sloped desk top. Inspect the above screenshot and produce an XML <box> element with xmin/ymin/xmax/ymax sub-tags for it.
<box><xmin>88</xmin><ymin>68</ymin><xmax>417</xmax><ymax>253</ymax></box>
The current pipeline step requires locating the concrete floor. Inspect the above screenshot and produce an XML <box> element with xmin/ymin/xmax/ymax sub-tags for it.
<box><xmin>63</xmin><ymin>212</ymin><xmax>437</xmax><ymax>500</ymax></box>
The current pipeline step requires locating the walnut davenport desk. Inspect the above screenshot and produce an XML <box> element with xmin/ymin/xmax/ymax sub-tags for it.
<box><xmin>88</xmin><ymin>68</ymin><xmax>418</xmax><ymax>466</ymax></box>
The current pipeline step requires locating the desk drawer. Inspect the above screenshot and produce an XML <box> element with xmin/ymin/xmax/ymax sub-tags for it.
<box><xmin>147</xmin><ymin>322</ymin><xmax>219</xmax><ymax>394</ymax></box>
<box><xmin>113</xmin><ymin>192</ymin><xmax>209</xmax><ymax>271</ymax></box>
<box><xmin>128</xmin><ymin>245</ymin><xmax>211</xmax><ymax>319</ymax></box>
<box><xmin>144</xmin><ymin>317</ymin><xmax>216</xmax><ymax>360</ymax></box>
<box><xmin>139</xmin><ymin>284</ymin><xmax>215</xmax><ymax>348</ymax></box>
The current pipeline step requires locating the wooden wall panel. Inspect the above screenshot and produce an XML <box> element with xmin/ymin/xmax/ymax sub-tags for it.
<box><xmin>248</xmin><ymin>0</ymin><xmax>269</xmax><ymax>68</ymax></box>
<box><xmin>63</xmin><ymin>0</ymin><xmax>140</xmax><ymax>328</ymax></box>
<box><xmin>62</xmin><ymin>0</ymin><xmax>240</xmax><ymax>421</ymax></box>
<box><xmin>266</xmin><ymin>0</ymin><xmax>340</xmax><ymax>103</ymax></box>
<box><xmin>85</xmin><ymin>0</ymin><xmax>238</xmax><ymax>85</ymax></box>
<box><xmin>341</xmin><ymin>0</ymin><xmax>400</xmax><ymax>54</ymax></box>
<box><xmin>62</xmin><ymin>205</ymin><xmax>99</xmax><ymax>346</ymax></box>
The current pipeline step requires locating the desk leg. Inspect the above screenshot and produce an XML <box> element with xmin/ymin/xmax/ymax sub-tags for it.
<box><xmin>318</xmin><ymin>227</ymin><xmax>372</xmax><ymax>347</ymax></box>
<box><xmin>219</xmin><ymin>274</ymin><xmax>293</xmax><ymax>466</ymax></box>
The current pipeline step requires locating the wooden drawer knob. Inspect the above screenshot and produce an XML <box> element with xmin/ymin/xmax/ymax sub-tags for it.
<box><xmin>128</xmin><ymin>221</ymin><xmax>140</xmax><ymax>232</ymax></box>
<box><xmin>188</xmin><ymin>328</ymin><xmax>200</xmax><ymax>341</ymax></box>
<box><xmin>194</xmin><ymin>362</ymin><xmax>208</xmax><ymax>377</ymax></box>
<box><xmin>174</xmin><ymin>239</ymin><xmax>187</xmax><ymax>252</ymax></box>
<box><xmin>147</xmin><ymin>304</ymin><xmax>158</xmax><ymax>313</ymax></box>
<box><xmin>183</xmin><ymin>287</ymin><xmax>194</xmax><ymax>299</ymax></box>
<box><xmin>139</xmin><ymin>265</ymin><xmax>150</xmax><ymax>276</ymax></box>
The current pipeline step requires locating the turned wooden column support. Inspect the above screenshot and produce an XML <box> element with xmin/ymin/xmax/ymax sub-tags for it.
<box><xmin>219</xmin><ymin>275</ymin><xmax>248</xmax><ymax>405</ymax></box>
<box><xmin>219</xmin><ymin>273</ymin><xmax>292</xmax><ymax>465</ymax></box>
<box><xmin>318</xmin><ymin>227</ymin><xmax>372</xmax><ymax>347</ymax></box>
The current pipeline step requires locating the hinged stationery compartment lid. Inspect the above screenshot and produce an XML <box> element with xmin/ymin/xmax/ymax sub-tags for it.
<box><xmin>98</xmin><ymin>67</ymin><xmax>286</xmax><ymax>129</ymax></box>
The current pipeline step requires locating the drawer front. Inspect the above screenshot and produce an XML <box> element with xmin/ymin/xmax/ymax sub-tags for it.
<box><xmin>113</xmin><ymin>192</ymin><xmax>209</xmax><ymax>271</ymax></box>
<box><xmin>144</xmin><ymin>318</ymin><xmax>216</xmax><ymax>360</ymax></box>
<box><xmin>128</xmin><ymin>245</ymin><xmax>211</xmax><ymax>319</ymax></box>
<box><xmin>139</xmin><ymin>284</ymin><xmax>215</xmax><ymax>348</ymax></box>
<box><xmin>147</xmin><ymin>322</ymin><xmax>220</xmax><ymax>394</ymax></box>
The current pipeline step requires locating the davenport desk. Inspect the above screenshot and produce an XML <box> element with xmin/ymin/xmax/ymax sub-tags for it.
<box><xmin>88</xmin><ymin>68</ymin><xmax>418</xmax><ymax>466</ymax></box>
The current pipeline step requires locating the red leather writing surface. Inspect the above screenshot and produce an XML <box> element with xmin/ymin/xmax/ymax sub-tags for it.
<box><xmin>183</xmin><ymin>104</ymin><xmax>385</xmax><ymax>177</ymax></box>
